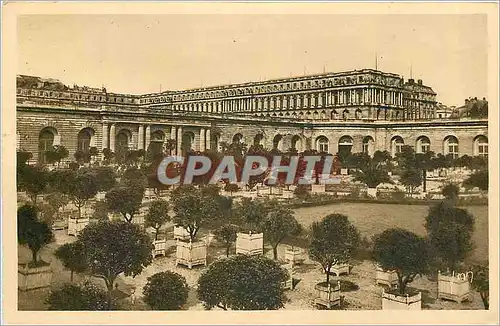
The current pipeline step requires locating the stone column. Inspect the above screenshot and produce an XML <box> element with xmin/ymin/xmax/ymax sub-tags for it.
<box><xmin>177</xmin><ymin>126</ymin><xmax>183</xmax><ymax>156</ymax></box>
<box><xmin>138</xmin><ymin>125</ymin><xmax>144</xmax><ymax>150</ymax></box>
<box><xmin>206</xmin><ymin>129</ymin><xmax>211</xmax><ymax>150</ymax></box>
<box><xmin>109</xmin><ymin>124</ymin><xmax>116</xmax><ymax>152</ymax></box>
<box><xmin>145</xmin><ymin>125</ymin><xmax>151</xmax><ymax>151</ymax></box>
<box><xmin>200</xmin><ymin>128</ymin><xmax>206</xmax><ymax>152</ymax></box>
<box><xmin>171</xmin><ymin>126</ymin><xmax>177</xmax><ymax>155</ymax></box>
<box><xmin>102</xmin><ymin>122</ymin><xmax>109</xmax><ymax>150</ymax></box>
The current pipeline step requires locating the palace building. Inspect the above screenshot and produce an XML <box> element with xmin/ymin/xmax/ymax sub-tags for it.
<box><xmin>16</xmin><ymin>68</ymin><xmax>488</xmax><ymax>164</ymax></box>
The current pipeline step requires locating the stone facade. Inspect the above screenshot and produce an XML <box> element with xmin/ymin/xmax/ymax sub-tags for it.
<box><xmin>16</xmin><ymin>69</ymin><xmax>488</xmax><ymax>163</ymax></box>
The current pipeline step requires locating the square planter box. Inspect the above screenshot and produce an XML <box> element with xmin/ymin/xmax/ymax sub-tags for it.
<box><xmin>327</xmin><ymin>263</ymin><xmax>350</xmax><ymax>276</ymax></box>
<box><xmin>175</xmin><ymin>240</ymin><xmax>207</xmax><ymax>269</ymax></box>
<box><xmin>437</xmin><ymin>271</ymin><xmax>471</xmax><ymax>303</ymax></box>
<box><xmin>314</xmin><ymin>281</ymin><xmax>341</xmax><ymax>308</ymax></box>
<box><xmin>367</xmin><ymin>187</ymin><xmax>378</xmax><ymax>198</ymax></box>
<box><xmin>284</xmin><ymin>247</ymin><xmax>305</xmax><ymax>265</ymax></box>
<box><xmin>376</xmin><ymin>266</ymin><xmax>398</xmax><ymax>287</ymax></box>
<box><xmin>51</xmin><ymin>219</ymin><xmax>67</xmax><ymax>230</ymax></box>
<box><xmin>236</xmin><ymin>232</ymin><xmax>264</xmax><ymax>256</ymax></box>
<box><xmin>311</xmin><ymin>184</ymin><xmax>326</xmax><ymax>193</ymax></box>
<box><xmin>340</xmin><ymin>168</ymin><xmax>349</xmax><ymax>175</ymax></box>
<box><xmin>173</xmin><ymin>226</ymin><xmax>191</xmax><ymax>241</ymax></box>
<box><xmin>281</xmin><ymin>263</ymin><xmax>294</xmax><ymax>290</ymax></box>
<box><xmin>152</xmin><ymin>239</ymin><xmax>167</xmax><ymax>258</ymax></box>
<box><xmin>18</xmin><ymin>263</ymin><xmax>53</xmax><ymax>291</ymax></box>
<box><xmin>67</xmin><ymin>218</ymin><xmax>90</xmax><ymax>236</ymax></box>
<box><xmin>131</xmin><ymin>214</ymin><xmax>145</xmax><ymax>226</ymax></box>
<box><xmin>382</xmin><ymin>289</ymin><xmax>422</xmax><ymax>310</ymax></box>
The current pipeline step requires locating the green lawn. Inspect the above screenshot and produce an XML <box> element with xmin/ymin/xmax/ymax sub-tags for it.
<box><xmin>293</xmin><ymin>203</ymin><xmax>489</xmax><ymax>264</ymax></box>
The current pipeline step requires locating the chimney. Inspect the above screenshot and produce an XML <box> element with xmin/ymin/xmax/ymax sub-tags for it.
<box><xmin>417</xmin><ymin>79</ymin><xmax>423</xmax><ymax>85</ymax></box>
<box><xmin>408</xmin><ymin>79</ymin><xmax>415</xmax><ymax>84</ymax></box>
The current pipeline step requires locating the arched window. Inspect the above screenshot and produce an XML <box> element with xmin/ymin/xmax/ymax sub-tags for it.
<box><xmin>149</xmin><ymin>130</ymin><xmax>165</xmax><ymax>156</ymax></box>
<box><xmin>355</xmin><ymin>109</ymin><xmax>362</xmax><ymax>119</ymax></box>
<box><xmin>253</xmin><ymin>134</ymin><xmax>264</xmax><ymax>146</ymax></box>
<box><xmin>362</xmin><ymin>136</ymin><xmax>375</xmax><ymax>156</ymax></box>
<box><xmin>391</xmin><ymin>136</ymin><xmax>405</xmax><ymax>156</ymax></box>
<box><xmin>316</xmin><ymin>136</ymin><xmax>329</xmax><ymax>153</ymax></box>
<box><xmin>474</xmin><ymin>135</ymin><xmax>488</xmax><ymax>157</ymax></box>
<box><xmin>38</xmin><ymin>128</ymin><xmax>56</xmax><ymax>163</ymax></box>
<box><xmin>444</xmin><ymin>136</ymin><xmax>459</xmax><ymax>158</ymax></box>
<box><xmin>232</xmin><ymin>133</ymin><xmax>244</xmax><ymax>144</ymax></box>
<box><xmin>77</xmin><ymin>128</ymin><xmax>94</xmax><ymax>152</ymax></box>
<box><xmin>291</xmin><ymin>135</ymin><xmax>302</xmax><ymax>152</ymax></box>
<box><xmin>182</xmin><ymin>132</ymin><xmax>195</xmax><ymax>155</ymax></box>
<box><xmin>273</xmin><ymin>134</ymin><xmax>283</xmax><ymax>151</ymax></box>
<box><xmin>338</xmin><ymin>135</ymin><xmax>353</xmax><ymax>156</ymax></box>
<box><xmin>416</xmin><ymin>136</ymin><xmax>431</xmax><ymax>154</ymax></box>
<box><xmin>116</xmin><ymin>130</ymin><xmax>130</xmax><ymax>153</ymax></box>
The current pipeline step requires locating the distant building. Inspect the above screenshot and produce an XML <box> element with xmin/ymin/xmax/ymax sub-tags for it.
<box><xmin>436</xmin><ymin>103</ymin><xmax>454</xmax><ymax>119</ymax></box>
<box><xmin>16</xmin><ymin>68</ymin><xmax>488</xmax><ymax>164</ymax></box>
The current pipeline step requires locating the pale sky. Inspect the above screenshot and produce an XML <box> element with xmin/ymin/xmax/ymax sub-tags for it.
<box><xmin>18</xmin><ymin>14</ymin><xmax>487</xmax><ymax>107</ymax></box>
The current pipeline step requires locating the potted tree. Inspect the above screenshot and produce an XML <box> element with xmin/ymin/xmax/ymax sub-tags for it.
<box><xmin>105</xmin><ymin>186</ymin><xmax>144</xmax><ymax>225</ymax></box>
<box><xmin>234</xmin><ymin>198</ymin><xmax>268</xmax><ymax>256</ymax></box>
<box><xmin>78</xmin><ymin>219</ymin><xmax>153</xmax><ymax>309</ymax></box>
<box><xmin>197</xmin><ymin>255</ymin><xmax>288</xmax><ymax>310</ymax></box>
<box><xmin>309</xmin><ymin>214</ymin><xmax>360</xmax><ymax>308</ymax></box>
<box><xmin>142</xmin><ymin>271</ymin><xmax>189</xmax><ymax>310</ymax></box>
<box><xmin>214</xmin><ymin>224</ymin><xmax>239</xmax><ymax>257</ymax></box>
<box><xmin>52</xmin><ymin>169</ymin><xmax>98</xmax><ymax>236</ymax></box>
<box><xmin>372</xmin><ymin>228</ymin><xmax>430</xmax><ymax>310</ymax></box>
<box><xmin>145</xmin><ymin>199</ymin><xmax>170</xmax><ymax>258</ymax></box>
<box><xmin>425</xmin><ymin>202</ymin><xmax>475</xmax><ymax>303</ymax></box>
<box><xmin>261</xmin><ymin>200</ymin><xmax>302</xmax><ymax>261</ymax></box>
<box><xmin>353</xmin><ymin>158</ymin><xmax>393</xmax><ymax>198</ymax></box>
<box><xmin>17</xmin><ymin>204</ymin><xmax>55</xmax><ymax>291</ymax></box>
<box><xmin>54</xmin><ymin>241</ymin><xmax>87</xmax><ymax>282</ymax></box>
<box><xmin>171</xmin><ymin>185</ymin><xmax>221</xmax><ymax>269</ymax></box>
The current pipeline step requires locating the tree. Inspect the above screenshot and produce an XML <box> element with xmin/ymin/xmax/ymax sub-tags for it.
<box><xmin>92</xmin><ymin>200</ymin><xmax>109</xmax><ymax>221</ymax></box>
<box><xmin>197</xmin><ymin>255</ymin><xmax>288</xmax><ymax>310</ymax></box>
<box><xmin>90</xmin><ymin>167</ymin><xmax>117</xmax><ymax>192</ymax></box>
<box><xmin>442</xmin><ymin>183</ymin><xmax>460</xmax><ymax>202</ymax></box>
<box><xmin>121</xmin><ymin>167</ymin><xmax>148</xmax><ymax>190</ymax></box>
<box><xmin>78</xmin><ymin>220</ymin><xmax>153</xmax><ymax>308</ymax></box>
<box><xmin>233</xmin><ymin>197</ymin><xmax>269</xmax><ymax>233</ymax></box>
<box><xmin>54</xmin><ymin>241</ymin><xmax>88</xmax><ymax>282</ymax></box>
<box><xmin>399</xmin><ymin>168</ymin><xmax>422</xmax><ymax>195</ymax></box>
<box><xmin>425</xmin><ymin>201</ymin><xmax>475</xmax><ymax>272</ymax></box>
<box><xmin>17</xmin><ymin>164</ymin><xmax>48</xmax><ymax>204</ymax></box>
<box><xmin>64</xmin><ymin>170</ymin><xmax>99</xmax><ymax>219</ymax></box>
<box><xmin>170</xmin><ymin>185</ymin><xmax>222</xmax><ymax>241</ymax></box>
<box><xmin>308</xmin><ymin>214</ymin><xmax>360</xmax><ymax>285</ymax></box>
<box><xmin>293</xmin><ymin>184</ymin><xmax>311</xmax><ymax>200</ymax></box>
<box><xmin>427</xmin><ymin>222</ymin><xmax>473</xmax><ymax>272</ymax></box>
<box><xmin>17</xmin><ymin>204</ymin><xmax>54</xmax><ymax>266</ymax></box>
<box><xmin>214</xmin><ymin>224</ymin><xmax>239</xmax><ymax>257</ymax></box>
<box><xmin>425</xmin><ymin>201</ymin><xmax>475</xmax><ymax>234</ymax></box>
<box><xmin>353</xmin><ymin>158</ymin><xmax>393</xmax><ymax>188</ymax></box>
<box><xmin>17</xmin><ymin>150</ymin><xmax>33</xmax><ymax>165</ymax></box>
<box><xmin>105</xmin><ymin>186</ymin><xmax>144</xmax><ymax>223</ymax></box>
<box><xmin>372</xmin><ymin>228</ymin><xmax>430</xmax><ymax>295</ymax></box>
<box><xmin>142</xmin><ymin>271</ymin><xmax>189</xmax><ymax>310</ymax></box>
<box><xmin>463</xmin><ymin>170</ymin><xmax>488</xmax><ymax>191</ymax></box>
<box><xmin>262</xmin><ymin>201</ymin><xmax>302</xmax><ymax>260</ymax></box>
<box><xmin>165</xmin><ymin>139</ymin><xmax>177</xmax><ymax>155</ymax></box>
<box><xmin>102</xmin><ymin>148</ymin><xmax>115</xmax><ymax>165</ymax></box>
<box><xmin>470</xmin><ymin>264</ymin><xmax>489</xmax><ymax>309</ymax></box>
<box><xmin>44</xmin><ymin>192</ymin><xmax>70</xmax><ymax>220</ymax></box>
<box><xmin>145</xmin><ymin>199</ymin><xmax>170</xmax><ymax>240</ymax></box>
<box><xmin>46</xmin><ymin>281</ymin><xmax>112</xmax><ymax>310</ymax></box>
